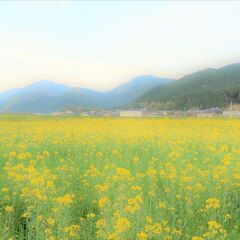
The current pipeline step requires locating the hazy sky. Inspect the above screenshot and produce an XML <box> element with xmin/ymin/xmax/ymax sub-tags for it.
<box><xmin>0</xmin><ymin>1</ymin><xmax>240</xmax><ymax>92</ymax></box>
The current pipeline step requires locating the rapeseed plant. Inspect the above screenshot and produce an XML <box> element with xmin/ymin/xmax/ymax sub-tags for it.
<box><xmin>0</xmin><ymin>116</ymin><xmax>239</xmax><ymax>239</ymax></box>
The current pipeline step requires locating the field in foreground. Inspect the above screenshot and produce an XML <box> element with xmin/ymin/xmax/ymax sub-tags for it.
<box><xmin>0</xmin><ymin>116</ymin><xmax>239</xmax><ymax>240</ymax></box>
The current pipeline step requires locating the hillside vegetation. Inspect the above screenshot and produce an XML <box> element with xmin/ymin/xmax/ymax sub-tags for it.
<box><xmin>132</xmin><ymin>63</ymin><xmax>240</xmax><ymax>110</ymax></box>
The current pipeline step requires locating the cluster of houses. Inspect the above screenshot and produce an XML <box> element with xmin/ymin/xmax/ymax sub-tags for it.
<box><xmin>51</xmin><ymin>108</ymin><xmax>240</xmax><ymax>117</ymax></box>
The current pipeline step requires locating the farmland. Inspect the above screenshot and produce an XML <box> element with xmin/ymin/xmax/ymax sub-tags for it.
<box><xmin>0</xmin><ymin>116</ymin><xmax>239</xmax><ymax>240</ymax></box>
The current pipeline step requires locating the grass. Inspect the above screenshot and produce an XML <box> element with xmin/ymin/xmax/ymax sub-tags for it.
<box><xmin>0</xmin><ymin>116</ymin><xmax>239</xmax><ymax>240</ymax></box>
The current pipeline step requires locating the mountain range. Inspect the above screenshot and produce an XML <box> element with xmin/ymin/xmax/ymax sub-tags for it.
<box><xmin>0</xmin><ymin>76</ymin><xmax>173</xmax><ymax>113</ymax></box>
<box><xmin>131</xmin><ymin>63</ymin><xmax>240</xmax><ymax>110</ymax></box>
<box><xmin>1</xmin><ymin>62</ymin><xmax>240</xmax><ymax>113</ymax></box>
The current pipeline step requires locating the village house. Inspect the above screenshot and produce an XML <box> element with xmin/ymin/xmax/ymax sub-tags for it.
<box><xmin>119</xmin><ymin>110</ymin><xmax>143</xmax><ymax>117</ymax></box>
<box><xmin>223</xmin><ymin>111</ymin><xmax>240</xmax><ymax>116</ymax></box>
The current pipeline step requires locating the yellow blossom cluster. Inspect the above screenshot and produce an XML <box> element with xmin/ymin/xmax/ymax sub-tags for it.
<box><xmin>0</xmin><ymin>116</ymin><xmax>239</xmax><ymax>239</ymax></box>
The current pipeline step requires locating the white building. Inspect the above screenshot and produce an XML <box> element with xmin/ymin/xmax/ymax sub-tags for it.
<box><xmin>119</xmin><ymin>111</ymin><xmax>143</xmax><ymax>117</ymax></box>
<box><xmin>223</xmin><ymin>111</ymin><xmax>240</xmax><ymax>116</ymax></box>
<box><xmin>197</xmin><ymin>113</ymin><xmax>214</xmax><ymax>117</ymax></box>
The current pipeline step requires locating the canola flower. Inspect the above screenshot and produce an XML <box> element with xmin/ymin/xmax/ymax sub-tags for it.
<box><xmin>4</xmin><ymin>206</ymin><xmax>14</xmax><ymax>213</ymax></box>
<box><xmin>54</xmin><ymin>194</ymin><xmax>74</xmax><ymax>204</ymax></box>
<box><xmin>205</xmin><ymin>198</ymin><xmax>221</xmax><ymax>209</ymax></box>
<box><xmin>0</xmin><ymin>115</ymin><xmax>239</xmax><ymax>239</ymax></box>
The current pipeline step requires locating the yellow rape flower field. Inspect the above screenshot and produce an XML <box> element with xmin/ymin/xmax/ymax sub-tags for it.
<box><xmin>0</xmin><ymin>115</ymin><xmax>239</xmax><ymax>240</ymax></box>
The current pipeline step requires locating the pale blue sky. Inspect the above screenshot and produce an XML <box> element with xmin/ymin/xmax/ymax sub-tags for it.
<box><xmin>0</xmin><ymin>1</ymin><xmax>240</xmax><ymax>91</ymax></box>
